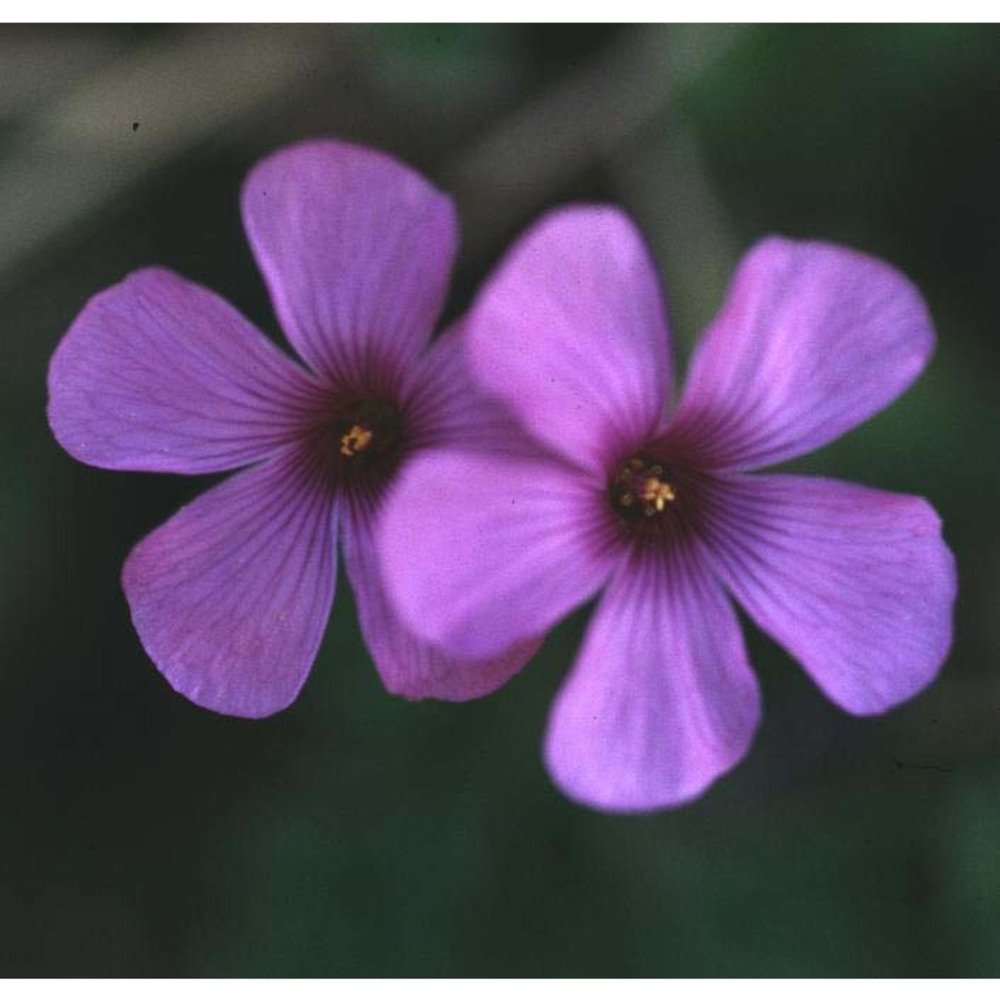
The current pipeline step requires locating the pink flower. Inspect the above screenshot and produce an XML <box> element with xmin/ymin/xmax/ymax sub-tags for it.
<box><xmin>378</xmin><ymin>206</ymin><xmax>957</xmax><ymax>812</ymax></box>
<box><xmin>47</xmin><ymin>139</ymin><xmax>538</xmax><ymax>718</ymax></box>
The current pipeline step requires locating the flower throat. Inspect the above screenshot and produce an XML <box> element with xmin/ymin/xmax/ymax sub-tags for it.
<box><xmin>610</xmin><ymin>453</ymin><xmax>678</xmax><ymax>522</ymax></box>
<box><xmin>311</xmin><ymin>393</ymin><xmax>403</xmax><ymax>490</ymax></box>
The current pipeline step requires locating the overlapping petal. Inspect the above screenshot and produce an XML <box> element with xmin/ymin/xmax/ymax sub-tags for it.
<box><xmin>342</xmin><ymin>501</ymin><xmax>541</xmax><ymax>701</ymax></box>
<box><xmin>464</xmin><ymin>206</ymin><xmax>672</xmax><ymax>473</ymax></box>
<box><xmin>400</xmin><ymin>319</ymin><xmax>544</xmax><ymax>460</ymax></box>
<box><xmin>544</xmin><ymin>544</ymin><xmax>762</xmax><ymax>813</ymax></box>
<box><xmin>122</xmin><ymin>447</ymin><xmax>337</xmax><ymax>718</ymax></box>
<box><xmin>47</xmin><ymin>268</ymin><xmax>320</xmax><ymax>473</ymax></box>
<box><xmin>378</xmin><ymin>448</ymin><xmax>619</xmax><ymax>662</ymax></box>
<box><xmin>242</xmin><ymin>139</ymin><xmax>458</xmax><ymax>386</ymax></box>
<box><xmin>669</xmin><ymin>237</ymin><xmax>936</xmax><ymax>471</ymax></box>
<box><xmin>701</xmin><ymin>474</ymin><xmax>956</xmax><ymax>714</ymax></box>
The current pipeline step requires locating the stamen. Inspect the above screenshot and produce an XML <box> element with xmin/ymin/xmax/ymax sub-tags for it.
<box><xmin>307</xmin><ymin>391</ymin><xmax>403</xmax><ymax>493</ymax></box>
<box><xmin>639</xmin><ymin>477</ymin><xmax>675</xmax><ymax>512</ymax></box>
<box><xmin>340</xmin><ymin>424</ymin><xmax>374</xmax><ymax>457</ymax></box>
<box><xmin>610</xmin><ymin>453</ymin><xmax>677</xmax><ymax>520</ymax></box>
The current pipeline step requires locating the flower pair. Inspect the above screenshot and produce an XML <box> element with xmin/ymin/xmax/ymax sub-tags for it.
<box><xmin>48</xmin><ymin>139</ymin><xmax>956</xmax><ymax>812</ymax></box>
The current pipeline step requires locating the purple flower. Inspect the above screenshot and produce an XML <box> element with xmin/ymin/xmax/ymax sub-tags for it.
<box><xmin>47</xmin><ymin>139</ymin><xmax>539</xmax><ymax>717</ymax></box>
<box><xmin>378</xmin><ymin>206</ymin><xmax>957</xmax><ymax>812</ymax></box>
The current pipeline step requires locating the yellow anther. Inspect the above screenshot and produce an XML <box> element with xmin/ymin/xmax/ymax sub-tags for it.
<box><xmin>639</xmin><ymin>476</ymin><xmax>676</xmax><ymax>512</ymax></box>
<box><xmin>340</xmin><ymin>424</ymin><xmax>373</xmax><ymax>457</ymax></box>
<box><xmin>611</xmin><ymin>453</ymin><xmax>678</xmax><ymax>520</ymax></box>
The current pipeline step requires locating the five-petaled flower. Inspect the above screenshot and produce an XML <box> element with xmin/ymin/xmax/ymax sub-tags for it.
<box><xmin>47</xmin><ymin>139</ymin><xmax>538</xmax><ymax>717</ymax></box>
<box><xmin>378</xmin><ymin>207</ymin><xmax>957</xmax><ymax>812</ymax></box>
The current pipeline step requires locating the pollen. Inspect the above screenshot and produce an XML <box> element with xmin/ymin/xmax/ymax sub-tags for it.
<box><xmin>610</xmin><ymin>454</ymin><xmax>677</xmax><ymax>520</ymax></box>
<box><xmin>340</xmin><ymin>424</ymin><xmax>374</xmax><ymax>457</ymax></box>
<box><xmin>639</xmin><ymin>476</ymin><xmax>676</xmax><ymax>514</ymax></box>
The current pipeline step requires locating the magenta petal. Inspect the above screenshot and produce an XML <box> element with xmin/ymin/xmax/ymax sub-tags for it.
<box><xmin>122</xmin><ymin>448</ymin><xmax>337</xmax><ymax>718</ymax></box>
<box><xmin>242</xmin><ymin>139</ymin><xmax>458</xmax><ymax>385</ymax></box>
<box><xmin>378</xmin><ymin>448</ymin><xmax>619</xmax><ymax>661</ymax></box>
<box><xmin>342</xmin><ymin>502</ymin><xmax>541</xmax><ymax>701</ymax></box>
<box><xmin>670</xmin><ymin>237</ymin><xmax>935</xmax><ymax>470</ymax></box>
<box><xmin>464</xmin><ymin>206</ymin><xmax>672</xmax><ymax>472</ymax></box>
<box><xmin>544</xmin><ymin>546</ymin><xmax>762</xmax><ymax>813</ymax></box>
<box><xmin>48</xmin><ymin>268</ymin><xmax>320</xmax><ymax>473</ymax></box>
<box><xmin>702</xmin><ymin>474</ymin><xmax>956</xmax><ymax>714</ymax></box>
<box><xmin>401</xmin><ymin>319</ymin><xmax>545</xmax><ymax>459</ymax></box>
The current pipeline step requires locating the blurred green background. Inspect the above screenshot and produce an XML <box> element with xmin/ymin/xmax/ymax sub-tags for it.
<box><xmin>2</xmin><ymin>24</ymin><xmax>999</xmax><ymax>976</ymax></box>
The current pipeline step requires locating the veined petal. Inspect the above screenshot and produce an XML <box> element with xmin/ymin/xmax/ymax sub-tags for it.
<box><xmin>122</xmin><ymin>448</ymin><xmax>338</xmax><ymax>718</ymax></box>
<box><xmin>701</xmin><ymin>474</ymin><xmax>956</xmax><ymax>714</ymax></box>
<box><xmin>670</xmin><ymin>237</ymin><xmax>935</xmax><ymax>470</ymax></box>
<box><xmin>48</xmin><ymin>268</ymin><xmax>320</xmax><ymax>473</ymax></box>
<box><xmin>377</xmin><ymin>448</ymin><xmax>619</xmax><ymax>661</ymax></box>
<box><xmin>401</xmin><ymin>318</ymin><xmax>544</xmax><ymax>459</ymax></box>
<box><xmin>464</xmin><ymin>206</ymin><xmax>672</xmax><ymax>473</ymax></box>
<box><xmin>242</xmin><ymin>139</ymin><xmax>457</xmax><ymax>386</ymax></box>
<box><xmin>342</xmin><ymin>500</ymin><xmax>541</xmax><ymax>701</ymax></box>
<box><xmin>544</xmin><ymin>544</ymin><xmax>762</xmax><ymax>813</ymax></box>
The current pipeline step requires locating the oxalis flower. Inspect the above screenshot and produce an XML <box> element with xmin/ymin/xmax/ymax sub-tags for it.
<box><xmin>378</xmin><ymin>206</ymin><xmax>957</xmax><ymax>812</ymax></box>
<box><xmin>47</xmin><ymin>139</ymin><xmax>538</xmax><ymax>717</ymax></box>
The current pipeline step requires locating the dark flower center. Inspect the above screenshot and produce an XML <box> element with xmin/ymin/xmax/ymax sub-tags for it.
<box><xmin>308</xmin><ymin>392</ymin><xmax>404</xmax><ymax>493</ymax></box>
<box><xmin>609</xmin><ymin>453</ymin><xmax>678</xmax><ymax>521</ymax></box>
<box><xmin>606</xmin><ymin>449</ymin><xmax>700</xmax><ymax>548</ymax></box>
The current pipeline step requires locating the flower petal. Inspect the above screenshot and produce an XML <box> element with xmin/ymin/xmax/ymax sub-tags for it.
<box><xmin>342</xmin><ymin>500</ymin><xmax>541</xmax><ymax>701</ymax></box>
<box><xmin>377</xmin><ymin>448</ymin><xmax>619</xmax><ymax>661</ymax></box>
<box><xmin>464</xmin><ymin>205</ymin><xmax>672</xmax><ymax>473</ymax></box>
<box><xmin>670</xmin><ymin>237</ymin><xmax>936</xmax><ymax>470</ymax></box>
<box><xmin>544</xmin><ymin>544</ymin><xmax>762</xmax><ymax>813</ymax></box>
<box><xmin>241</xmin><ymin>139</ymin><xmax>458</xmax><ymax>385</ymax></box>
<box><xmin>701</xmin><ymin>474</ymin><xmax>956</xmax><ymax>714</ymax></box>
<box><xmin>48</xmin><ymin>268</ymin><xmax>320</xmax><ymax>473</ymax></box>
<box><xmin>122</xmin><ymin>448</ymin><xmax>338</xmax><ymax>718</ymax></box>
<box><xmin>401</xmin><ymin>319</ymin><xmax>545</xmax><ymax>459</ymax></box>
